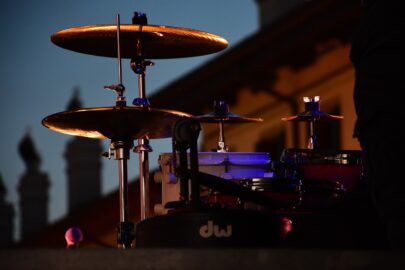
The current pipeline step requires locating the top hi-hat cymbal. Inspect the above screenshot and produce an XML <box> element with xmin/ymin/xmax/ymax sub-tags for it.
<box><xmin>282</xmin><ymin>96</ymin><xmax>343</xmax><ymax>122</ymax></box>
<box><xmin>42</xmin><ymin>106</ymin><xmax>192</xmax><ymax>140</ymax></box>
<box><xmin>196</xmin><ymin>100</ymin><xmax>263</xmax><ymax>123</ymax></box>
<box><xmin>51</xmin><ymin>24</ymin><xmax>228</xmax><ymax>59</ymax></box>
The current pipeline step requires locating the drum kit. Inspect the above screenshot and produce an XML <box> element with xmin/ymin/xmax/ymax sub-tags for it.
<box><xmin>42</xmin><ymin>12</ymin><xmax>364</xmax><ymax>248</ymax></box>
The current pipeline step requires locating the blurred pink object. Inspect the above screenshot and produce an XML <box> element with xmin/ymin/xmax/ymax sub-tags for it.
<box><xmin>65</xmin><ymin>227</ymin><xmax>83</xmax><ymax>248</ymax></box>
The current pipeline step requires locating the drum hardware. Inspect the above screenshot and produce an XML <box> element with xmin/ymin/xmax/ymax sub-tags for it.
<box><xmin>171</xmin><ymin>118</ymin><xmax>202</xmax><ymax>208</ymax></box>
<box><xmin>282</xmin><ymin>96</ymin><xmax>343</xmax><ymax>149</ymax></box>
<box><xmin>167</xmin><ymin>119</ymin><xmax>277</xmax><ymax>211</ymax></box>
<box><xmin>104</xmin><ymin>14</ymin><xmax>126</xmax><ymax>107</ymax></box>
<box><xmin>102</xmin><ymin>16</ymin><xmax>133</xmax><ymax>248</ymax></box>
<box><xmin>155</xmin><ymin>151</ymin><xmax>273</xmax><ymax>214</ymax></box>
<box><xmin>44</xmin><ymin>12</ymin><xmax>230</xmax><ymax>248</ymax></box>
<box><xmin>103</xmin><ymin>16</ymin><xmax>133</xmax><ymax>248</ymax></box>
<box><xmin>196</xmin><ymin>100</ymin><xmax>263</xmax><ymax>152</ymax></box>
<box><xmin>197</xmin><ymin>172</ymin><xmax>277</xmax><ymax>209</ymax></box>
<box><xmin>109</xmin><ymin>139</ymin><xmax>134</xmax><ymax>248</ymax></box>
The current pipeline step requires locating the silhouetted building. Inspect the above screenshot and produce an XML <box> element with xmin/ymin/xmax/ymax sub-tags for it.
<box><xmin>0</xmin><ymin>173</ymin><xmax>14</xmax><ymax>247</ymax></box>
<box><xmin>18</xmin><ymin>132</ymin><xmax>50</xmax><ymax>240</ymax></box>
<box><xmin>64</xmin><ymin>88</ymin><xmax>102</xmax><ymax>214</ymax></box>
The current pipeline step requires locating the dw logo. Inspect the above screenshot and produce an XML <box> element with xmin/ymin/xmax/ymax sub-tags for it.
<box><xmin>199</xmin><ymin>220</ymin><xmax>232</xmax><ymax>238</ymax></box>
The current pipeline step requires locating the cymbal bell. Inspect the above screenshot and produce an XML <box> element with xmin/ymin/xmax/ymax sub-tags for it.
<box><xmin>51</xmin><ymin>24</ymin><xmax>228</xmax><ymax>59</ymax></box>
<box><xmin>196</xmin><ymin>111</ymin><xmax>263</xmax><ymax>123</ymax></box>
<box><xmin>282</xmin><ymin>111</ymin><xmax>343</xmax><ymax>122</ymax></box>
<box><xmin>42</xmin><ymin>106</ymin><xmax>192</xmax><ymax>140</ymax></box>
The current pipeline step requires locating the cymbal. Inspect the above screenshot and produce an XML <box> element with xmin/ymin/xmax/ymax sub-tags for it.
<box><xmin>51</xmin><ymin>24</ymin><xmax>228</xmax><ymax>59</ymax></box>
<box><xmin>282</xmin><ymin>111</ymin><xmax>343</xmax><ymax>122</ymax></box>
<box><xmin>42</xmin><ymin>106</ymin><xmax>193</xmax><ymax>140</ymax></box>
<box><xmin>196</xmin><ymin>112</ymin><xmax>263</xmax><ymax>123</ymax></box>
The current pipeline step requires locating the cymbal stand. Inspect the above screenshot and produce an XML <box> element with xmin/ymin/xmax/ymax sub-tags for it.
<box><xmin>215</xmin><ymin>100</ymin><xmax>229</xmax><ymax>152</ymax></box>
<box><xmin>217</xmin><ymin>119</ymin><xmax>228</xmax><ymax>152</ymax></box>
<box><xmin>304</xmin><ymin>97</ymin><xmax>319</xmax><ymax>149</ymax></box>
<box><xmin>102</xmin><ymin>15</ymin><xmax>135</xmax><ymax>249</ymax></box>
<box><xmin>130</xmin><ymin>12</ymin><xmax>153</xmax><ymax>221</ymax></box>
<box><xmin>104</xmin><ymin>14</ymin><xmax>126</xmax><ymax>108</ymax></box>
<box><xmin>307</xmin><ymin>120</ymin><xmax>317</xmax><ymax>149</ymax></box>
<box><xmin>105</xmin><ymin>140</ymin><xmax>135</xmax><ymax>248</ymax></box>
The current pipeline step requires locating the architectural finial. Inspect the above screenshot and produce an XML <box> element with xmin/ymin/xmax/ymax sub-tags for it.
<box><xmin>67</xmin><ymin>86</ymin><xmax>83</xmax><ymax>111</ymax></box>
<box><xmin>0</xmin><ymin>173</ymin><xmax>6</xmax><ymax>198</ymax></box>
<box><xmin>18</xmin><ymin>131</ymin><xmax>41</xmax><ymax>171</ymax></box>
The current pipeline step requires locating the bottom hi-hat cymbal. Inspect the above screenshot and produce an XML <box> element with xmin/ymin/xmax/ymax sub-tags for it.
<box><xmin>42</xmin><ymin>106</ymin><xmax>192</xmax><ymax>140</ymax></box>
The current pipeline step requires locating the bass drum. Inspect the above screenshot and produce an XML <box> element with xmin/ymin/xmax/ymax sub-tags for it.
<box><xmin>278</xmin><ymin>149</ymin><xmax>364</xmax><ymax>193</ymax></box>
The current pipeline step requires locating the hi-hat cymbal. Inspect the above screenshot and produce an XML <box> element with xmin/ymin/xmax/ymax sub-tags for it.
<box><xmin>42</xmin><ymin>106</ymin><xmax>192</xmax><ymax>140</ymax></box>
<box><xmin>282</xmin><ymin>111</ymin><xmax>343</xmax><ymax>122</ymax></box>
<box><xmin>196</xmin><ymin>112</ymin><xmax>263</xmax><ymax>123</ymax></box>
<box><xmin>51</xmin><ymin>24</ymin><xmax>228</xmax><ymax>59</ymax></box>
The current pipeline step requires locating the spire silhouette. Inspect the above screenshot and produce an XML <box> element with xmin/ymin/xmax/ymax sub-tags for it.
<box><xmin>18</xmin><ymin>130</ymin><xmax>41</xmax><ymax>171</ymax></box>
<box><xmin>0</xmin><ymin>173</ymin><xmax>14</xmax><ymax>247</ymax></box>
<box><xmin>17</xmin><ymin>132</ymin><xmax>50</xmax><ymax>240</ymax></box>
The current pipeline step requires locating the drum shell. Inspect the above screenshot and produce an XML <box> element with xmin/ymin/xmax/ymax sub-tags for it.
<box><xmin>202</xmin><ymin>177</ymin><xmax>344</xmax><ymax>212</ymax></box>
<box><xmin>279</xmin><ymin>149</ymin><xmax>364</xmax><ymax>192</ymax></box>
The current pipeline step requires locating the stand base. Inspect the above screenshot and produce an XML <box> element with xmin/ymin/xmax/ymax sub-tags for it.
<box><xmin>117</xmin><ymin>221</ymin><xmax>135</xmax><ymax>249</ymax></box>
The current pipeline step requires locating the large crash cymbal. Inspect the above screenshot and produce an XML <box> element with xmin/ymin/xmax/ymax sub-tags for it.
<box><xmin>282</xmin><ymin>110</ymin><xmax>343</xmax><ymax>122</ymax></box>
<box><xmin>51</xmin><ymin>24</ymin><xmax>228</xmax><ymax>59</ymax></box>
<box><xmin>196</xmin><ymin>111</ymin><xmax>263</xmax><ymax>123</ymax></box>
<box><xmin>42</xmin><ymin>106</ymin><xmax>192</xmax><ymax>140</ymax></box>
